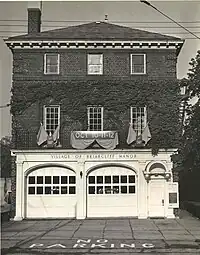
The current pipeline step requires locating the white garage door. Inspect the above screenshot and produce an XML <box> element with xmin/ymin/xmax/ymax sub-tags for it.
<box><xmin>87</xmin><ymin>166</ymin><xmax>137</xmax><ymax>217</ymax></box>
<box><xmin>26</xmin><ymin>166</ymin><xmax>76</xmax><ymax>218</ymax></box>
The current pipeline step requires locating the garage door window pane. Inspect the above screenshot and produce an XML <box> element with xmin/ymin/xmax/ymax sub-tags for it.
<box><xmin>29</xmin><ymin>176</ymin><xmax>35</xmax><ymax>184</ymax></box>
<box><xmin>97</xmin><ymin>186</ymin><xmax>103</xmax><ymax>194</ymax></box>
<box><xmin>89</xmin><ymin>186</ymin><xmax>95</xmax><ymax>194</ymax></box>
<box><xmin>37</xmin><ymin>187</ymin><xmax>43</xmax><ymax>194</ymax></box>
<box><xmin>53</xmin><ymin>176</ymin><xmax>59</xmax><ymax>184</ymax></box>
<box><xmin>129</xmin><ymin>175</ymin><xmax>135</xmax><ymax>183</ymax></box>
<box><xmin>53</xmin><ymin>186</ymin><xmax>59</xmax><ymax>194</ymax></box>
<box><xmin>113</xmin><ymin>176</ymin><xmax>119</xmax><ymax>183</ymax></box>
<box><xmin>61</xmin><ymin>186</ymin><xmax>68</xmax><ymax>194</ymax></box>
<box><xmin>28</xmin><ymin>187</ymin><xmax>35</xmax><ymax>194</ymax></box>
<box><xmin>61</xmin><ymin>176</ymin><xmax>68</xmax><ymax>184</ymax></box>
<box><xmin>69</xmin><ymin>176</ymin><xmax>76</xmax><ymax>184</ymax></box>
<box><xmin>105</xmin><ymin>176</ymin><xmax>111</xmax><ymax>184</ymax></box>
<box><xmin>129</xmin><ymin>186</ymin><xmax>135</xmax><ymax>193</ymax></box>
<box><xmin>113</xmin><ymin>186</ymin><xmax>119</xmax><ymax>194</ymax></box>
<box><xmin>89</xmin><ymin>176</ymin><xmax>95</xmax><ymax>184</ymax></box>
<box><xmin>97</xmin><ymin>176</ymin><xmax>103</xmax><ymax>184</ymax></box>
<box><xmin>45</xmin><ymin>187</ymin><xmax>51</xmax><ymax>194</ymax></box>
<box><xmin>37</xmin><ymin>176</ymin><xmax>43</xmax><ymax>184</ymax></box>
<box><xmin>121</xmin><ymin>186</ymin><xmax>127</xmax><ymax>193</ymax></box>
<box><xmin>121</xmin><ymin>176</ymin><xmax>127</xmax><ymax>183</ymax></box>
<box><xmin>45</xmin><ymin>176</ymin><xmax>51</xmax><ymax>184</ymax></box>
<box><xmin>69</xmin><ymin>186</ymin><xmax>76</xmax><ymax>194</ymax></box>
<box><xmin>105</xmin><ymin>186</ymin><xmax>112</xmax><ymax>194</ymax></box>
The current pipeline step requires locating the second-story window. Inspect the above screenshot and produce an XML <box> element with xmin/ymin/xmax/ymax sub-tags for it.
<box><xmin>131</xmin><ymin>106</ymin><xmax>147</xmax><ymax>135</ymax></box>
<box><xmin>44</xmin><ymin>105</ymin><xmax>60</xmax><ymax>134</ymax></box>
<box><xmin>131</xmin><ymin>54</ymin><xmax>146</xmax><ymax>74</ymax></box>
<box><xmin>87</xmin><ymin>106</ymin><xmax>103</xmax><ymax>131</ymax></box>
<box><xmin>87</xmin><ymin>54</ymin><xmax>103</xmax><ymax>75</ymax></box>
<box><xmin>44</xmin><ymin>54</ymin><xmax>60</xmax><ymax>74</ymax></box>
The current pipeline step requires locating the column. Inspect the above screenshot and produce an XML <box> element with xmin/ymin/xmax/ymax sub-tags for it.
<box><xmin>76</xmin><ymin>160</ymin><xmax>86</xmax><ymax>219</ymax></box>
<box><xmin>138</xmin><ymin>161</ymin><xmax>148</xmax><ymax>219</ymax></box>
<box><xmin>14</xmin><ymin>161</ymin><xmax>24</xmax><ymax>221</ymax></box>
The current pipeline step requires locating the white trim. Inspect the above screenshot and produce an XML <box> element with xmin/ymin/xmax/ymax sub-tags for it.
<box><xmin>44</xmin><ymin>53</ymin><xmax>60</xmax><ymax>75</ymax></box>
<box><xmin>43</xmin><ymin>105</ymin><xmax>60</xmax><ymax>132</ymax></box>
<box><xmin>5</xmin><ymin>40</ymin><xmax>184</xmax><ymax>50</ymax></box>
<box><xmin>130</xmin><ymin>54</ymin><xmax>146</xmax><ymax>75</ymax></box>
<box><xmin>87</xmin><ymin>54</ymin><xmax>103</xmax><ymax>75</ymax></box>
<box><xmin>87</xmin><ymin>106</ymin><xmax>104</xmax><ymax>131</ymax></box>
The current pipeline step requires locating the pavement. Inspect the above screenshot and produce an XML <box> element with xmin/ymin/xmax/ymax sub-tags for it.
<box><xmin>1</xmin><ymin>210</ymin><xmax>200</xmax><ymax>255</ymax></box>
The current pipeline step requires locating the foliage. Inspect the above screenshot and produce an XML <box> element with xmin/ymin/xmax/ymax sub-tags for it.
<box><xmin>0</xmin><ymin>136</ymin><xmax>12</xmax><ymax>178</ymax></box>
<box><xmin>11</xmin><ymin>79</ymin><xmax>181</xmax><ymax>154</ymax></box>
<box><xmin>174</xmin><ymin>50</ymin><xmax>200</xmax><ymax>174</ymax></box>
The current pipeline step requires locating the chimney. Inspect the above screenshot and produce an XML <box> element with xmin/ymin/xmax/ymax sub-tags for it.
<box><xmin>28</xmin><ymin>2</ymin><xmax>41</xmax><ymax>34</ymax></box>
<box><xmin>104</xmin><ymin>14</ymin><xmax>108</xmax><ymax>22</ymax></box>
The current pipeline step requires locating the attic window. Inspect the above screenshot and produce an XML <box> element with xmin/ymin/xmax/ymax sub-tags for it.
<box><xmin>44</xmin><ymin>54</ymin><xmax>60</xmax><ymax>74</ymax></box>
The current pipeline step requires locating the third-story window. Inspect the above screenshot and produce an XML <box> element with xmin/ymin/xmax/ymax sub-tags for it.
<box><xmin>44</xmin><ymin>54</ymin><xmax>60</xmax><ymax>74</ymax></box>
<box><xmin>87</xmin><ymin>106</ymin><xmax>103</xmax><ymax>131</ymax></box>
<box><xmin>44</xmin><ymin>105</ymin><xmax>60</xmax><ymax>134</ymax></box>
<box><xmin>131</xmin><ymin>106</ymin><xmax>147</xmax><ymax>135</ymax></box>
<box><xmin>87</xmin><ymin>54</ymin><xmax>103</xmax><ymax>75</ymax></box>
<box><xmin>131</xmin><ymin>54</ymin><xmax>146</xmax><ymax>74</ymax></box>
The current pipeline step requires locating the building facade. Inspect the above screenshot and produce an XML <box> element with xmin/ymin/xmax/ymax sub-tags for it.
<box><xmin>5</xmin><ymin>7</ymin><xmax>184</xmax><ymax>220</ymax></box>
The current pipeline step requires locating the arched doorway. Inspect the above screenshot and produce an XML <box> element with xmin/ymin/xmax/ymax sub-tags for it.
<box><xmin>25</xmin><ymin>165</ymin><xmax>76</xmax><ymax>218</ymax></box>
<box><xmin>87</xmin><ymin>165</ymin><xmax>138</xmax><ymax>217</ymax></box>
<box><xmin>147</xmin><ymin>162</ymin><xmax>168</xmax><ymax>218</ymax></box>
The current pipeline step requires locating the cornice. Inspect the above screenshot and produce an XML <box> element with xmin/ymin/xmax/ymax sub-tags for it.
<box><xmin>5</xmin><ymin>40</ymin><xmax>184</xmax><ymax>51</ymax></box>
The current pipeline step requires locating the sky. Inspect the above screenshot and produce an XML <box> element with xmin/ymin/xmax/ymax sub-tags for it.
<box><xmin>0</xmin><ymin>0</ymin><xmax>200</xmax><ymax>138</ymax></box>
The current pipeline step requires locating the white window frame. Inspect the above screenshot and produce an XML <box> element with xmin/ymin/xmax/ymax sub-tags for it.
<box><xmin>44</xmin><ymin>53</ymin><xmax>60</xmax><ymax>74</ymax></box>
<box><xmin>43</xmin><ymin>105</ymin><xmax>60</xmax><ymax>134</ymax></box>
<box><xmin>87</xmin><ymin>54</ymin><xmax>103</xmax><ymax>75</ymax></box>
<box><xmin>130</xmin><ymin>106</ymin><xmax>147</xmax><ymax>135</ymax></box>
<box><xmin>87</xmin><ymin>106</ymin><xmax>103</xmax><ymax>131</ymax></box>
<box><xmin>130</xmin><ymin>54</ymin><xmax>146</xmax><ymax>75</ymax></box>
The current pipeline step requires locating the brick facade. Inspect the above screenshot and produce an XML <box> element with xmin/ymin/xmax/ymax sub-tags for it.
<box><xmin>12</xmin><ymin>49</ymin><xmax>177</xmax><ymax>80</ymax></box>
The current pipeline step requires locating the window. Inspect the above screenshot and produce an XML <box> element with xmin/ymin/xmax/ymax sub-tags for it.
<box><xmin>88</xmin><ymin>174</ymin><xmax>136</xmax><ymax>195</ymax></box>
<box><xmin>131</xmin><ymin>106</ymin><xmax>147</xmax><ymax>135</ymax></box>
<box><xmin>131</xmin><ymin>54</ymin><xmax>146</xmax><ymax>74</ymax></box>
<box><xmin>44</xmin><ymin>54</ymin><xmax>60</xmax><ymax>74</ymax></box>
<box><xmin>87</xmin><ymin>106</ymin><xmax>103</xmax><ymax>131</ymax></box>
<box><xmin>88</xmin><ymin>54</ymin><xmax>103</xmax><ymax>75</ymax></box>
<box><xmin>28</xmin><ymin>175</ymin><xmax>76</xmax><ymax>195</ymax></box>
<box><xmin>44</xmin><ymin>105</ymin><xmax>60</xmax><ymax>135</ymax></box>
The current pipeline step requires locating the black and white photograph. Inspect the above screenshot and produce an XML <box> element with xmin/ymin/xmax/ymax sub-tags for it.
<box><xmin>0</xmin><ymin>0</ymin><xmax>200</xmax><ymax>254</ymax></box>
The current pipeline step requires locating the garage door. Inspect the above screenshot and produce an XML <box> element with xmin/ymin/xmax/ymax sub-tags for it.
<box><xmin>87</xmin><ymin>166</ymin><xmax>137</xmax><ymax>217</ymax></box>
<box><xmin>26</xmin><ymin>166</ymin><xmax>76</xmax><ymax>218</ymax></box>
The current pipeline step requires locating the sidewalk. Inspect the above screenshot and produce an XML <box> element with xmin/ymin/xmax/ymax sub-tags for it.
<box><xmin>1</xmin><ymin>210</ymin><xmax>200</xmax><ymax>254</ymax></box>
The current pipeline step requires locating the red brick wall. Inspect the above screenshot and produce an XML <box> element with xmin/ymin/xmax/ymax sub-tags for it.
<box><xmin>12</xmin><ymin>49</ymin><xmax>177</xmax><ymax>80</ymax></box>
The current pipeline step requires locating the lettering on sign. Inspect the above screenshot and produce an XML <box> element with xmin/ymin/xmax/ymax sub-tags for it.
<box><xmin>29</xmin><ymin>239</ymin><xmax>155</xmax><ymax>249</ymax></box>
<box><xmin>51</xmin><ymin>154</ymin><xmax>136</xmax><ymax>160</ymax></box>
<box><xmin>72</xmin><ymin>131</ymin><xmax>116</xmax><ymax>139</ymax></box>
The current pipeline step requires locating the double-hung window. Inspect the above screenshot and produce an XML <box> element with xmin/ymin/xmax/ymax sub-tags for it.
<box><xmin>44</xmin><ymin>54</ymin><xmax>60</xmax><ymax>74</ymax></box>
<box><xmin>87</xmin><ymin>54</ymin><xmax>103</xmax><ymax>75</ymax></box>
<box><xmin>87</xmin><ymin>106</ymin><xmax>103</xmax><ymax>131</ymax></box>
<box><xmin>131</xmin><ymin>54</ymin><xmax>146</xmax><ymax>74</ymax></box>
<box><xmin>44</xmin><ymin>105</ymin><xmax>60</xmax><ymax>135</ymax></box>
<box><xmin>131</xmin><ymin>106</ymin><xmax>147</xmax><ymax>135</ymax></box>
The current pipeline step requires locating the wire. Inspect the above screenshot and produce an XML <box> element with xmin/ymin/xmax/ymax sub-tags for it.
<box><xmin>0</xmin><ymin>104</ymin><xmax>10</xmax><ymax>109</ymax></box>
<box><xmin>0</xmin><ymin>30</ymin><xmax>200</xmax><ymax>35</ymax></box>
<box><xmin>140</xmin><ymin>0</ymin><xmax>200</xmax><ymax>40</ymax></box>
<box><xmin>1</xmin><ymin>24</ymin><xmax>200</xmax><ymax>29</ymax></box>
<box><xmin>0</xmin><ymin>19</ymin><xmax>200</xmax><ymax>24</ymax></box>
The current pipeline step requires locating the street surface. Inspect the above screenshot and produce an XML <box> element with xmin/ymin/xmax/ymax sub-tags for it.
<box><xmin>1</xmin><ymin>210</ymin><xmax>200</xmax><ymax>254</ymax></box>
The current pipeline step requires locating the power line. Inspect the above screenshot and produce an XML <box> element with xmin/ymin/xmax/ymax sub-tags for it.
<box><xmin>0</xmin><ymin>104</ymin><xmax>10</xmax><ymax>109</ymax></box>
<box><xmin>140</xmin><ymin>0</ymin><xmax>200</xmax><ymax>40</ymax></box>
<box><xmin>1</xmin><ymin>30</ymin><xmax>200</xmax><ymax>35</ymax></box>
<box><xmin>0</xmin><ymin>19</ymin><xmax>200</xmax><ymax>24</ymax></box>
<box><xmin>1</xmin><ymin>24</ymin><xmax>200</xmax><ymax>29</ymax></box>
